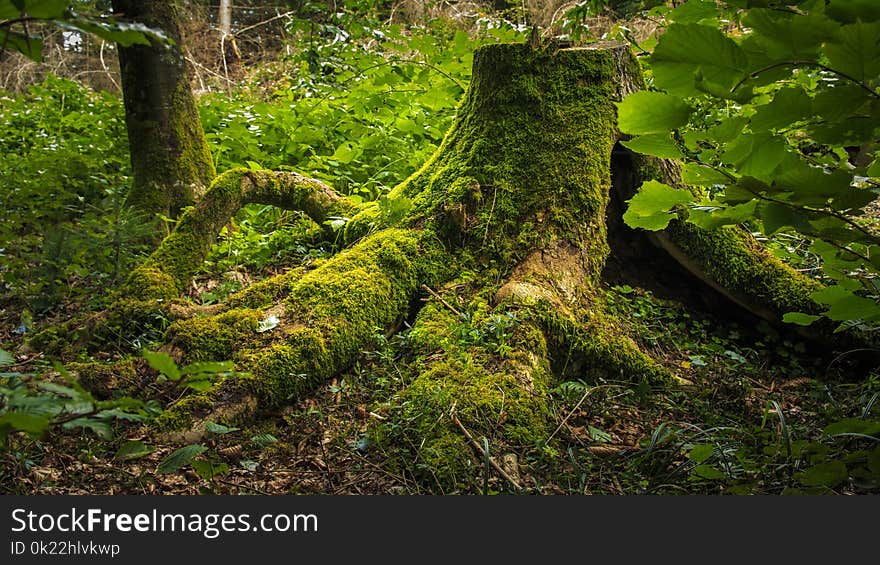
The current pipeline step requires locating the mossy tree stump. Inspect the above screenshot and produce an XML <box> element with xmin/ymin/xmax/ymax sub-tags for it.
<box><xmin>67</xmin><ymin>42</ymin><xmax>823</xmax><ymax>489</ymax></box>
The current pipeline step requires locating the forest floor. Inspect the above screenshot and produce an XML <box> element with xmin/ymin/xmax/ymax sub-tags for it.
<box><xmin>2</xmin><ymin>262</ymin><xmax>876</xmax><ymax>495</ymax></box>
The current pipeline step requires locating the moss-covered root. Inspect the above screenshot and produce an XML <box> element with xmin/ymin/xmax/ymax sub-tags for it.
<box><xmin>387</xmin><ymin>300</ymin><xmax>553</xmax><ymax>492</ymax></box>
<box><xmin>124</xmin><ymin>168</ymin><xmax>364</xmax><ymax>301</ymax></box>
<box><xmin>655</xmin><ymin>222</ymin><xmax>822</xmax><ymax>323</ymax></box>
<box><xmin>157</xmin><ymin>228</ymin><xmax>451</xmax><ymax>436</ymax></box>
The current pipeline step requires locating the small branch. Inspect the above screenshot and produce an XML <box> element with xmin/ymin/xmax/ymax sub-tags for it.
<box><xmin>732</xmin><ymin>60</ymin><xmax>880</xmax><ymax>100</ymax></box>
<box><xmin>450</xmin><ymin>411</ymin><xmax>522</xmax><ymax>491</ymax></box>
<box><xmin>421</xmin><ymin>284</ymin><xmax>462</xmax><ymax>318</ymax></box>
<box><xmin>546</xmin><ymin>384</ymin><xmax>611</xmax><ymax>443</ymax></box>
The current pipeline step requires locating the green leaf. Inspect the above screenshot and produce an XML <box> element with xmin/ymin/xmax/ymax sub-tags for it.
<box><xmin>867</xmin><ymin>158</ymin><xmax>880</xmax><ymax>178</ymax></box>
<box><xmin>58</xmin><ymin>17</ymin><xmax>163</xmax><ymax>48</ymax></box>
<box><xmin>796</xmin><ymin>461</ymin><xmax>848</xmax><ymax>487</ymax></box>
<box><xmin>620</xmin><ymin>133</ymin><xmax>683</xmax><ymax>159</ymax></box>
<box><xmin>0</xmin><ymin>411</ymin><xmax>50</xmax><ymax>435</ymax></box>
<box><xmin>811</xmin><ymin>286</ymin><xmax>880</xmax><ymax>322</ymax></box>
<box><xmin>650</xmin><ymin>23</ymin><xmax>748</xmax><ymax>97</ymax></box>
<box><xmin>0</xmin><ymin>29</ymin><xmax>43</xmax><ymax>61</ymax></box>
<box><xmin>181</xmin><ymin>361</ymin><xmax>235</xmax><ymax>376</ymax></box>
<box><xmin>191</xmin><ymin>460</ymin><xmax>229</xmax><ymax>480</ymax></box>
<box><xmin>0</xmin><ymin>1</ymin><xmax>21</xmax><ymax>18</ymax></box>
<box><xmin>669</xmin><ymin>0</ymin><xmax>717</xmax><ymax>24</ymax></box>
<box><xmin>824</xmin><ymin>418</ymin><xmax>880</xmax><ymax>436</ymax></box>
<box><xmin>756</xmin><ymin>201</ymin><xmax>810</xmax><ymax>235</ymax></box>
<box><xmin>721</xmin><ymin>134</ymin><xmax>787</xmax><ymax>182</ymax></box>
<box><xmin>142</xmin><ymin>350</ymin><xmax>181</xmax><ymax>381</ymax></box>
<box><xmin>688</xmin><ymin>444</ymin><xmax>714</xmax><ymax>463</ymax></box>
<box><xmin>23</xmin><ymin>0</ymin><xmax>68</xmax><ymax>18</ymax></box>
<box><xmin>205</xmin><ymin>421</ymin><xmax>240</xmax><ymax>435</ymax></box>
<box><xmin>616</xmin><ymin>91</ymin><xmax>692</xmax><ymax>135</ymax></box>
<box><xmin>114</xmin><ymin>440</ymin><xmax>155</xmax><ymax>461</ymax></box>
<box><xmin>157</xmin><ymin>444</ymin><xmax>207</xmax><ymax>474</ymax></box>
<box><xmin>623</xmin><ymin>180</ymin><xmax>694</xmax><ymax>231</ymax></box>
<box><xmin>749</xmin><ymin>87</ymin><xmax>812</xmax><ymax>132</ymax></box>
<box><xmin>783</xmin><ymin>312</ymin><xmax>821</xmax><ymax>326</ymax></box>
<box><xmin>825</xmin><ymin>21</ymin><xmax>880</xmax><ymax>84</ymax></box>
<box><xmin>827</xmin><ymin>0</ymin><xmax>880</xmax><ymax>23</ymax></box>
<box><xmin>61</xmin><ymin>418</ymin><xmax>111</xmax><ymax>439</ymax></box>
<box><xmin>691</xmin><ymin>464</ymin><xmax>726</xmax><ymax>480</ymax></box>
<box><xmin>681</xmin><ymin>163</ymin><xmax>731</xmax><ymax>186</ymax></box>
<box><xmin>742</xmin><ymin>8</ymin><xmax>837</xmax><ymax>62</ymax></box>
<box><xmin>251</xmin><ymin>433</ymin><xmax>278</xmax><ymax>447</ymax></box>
<box><xmin>0</xmin><ymin>348</ymin><xmax>13</xmax><ymax>367</ymax></box>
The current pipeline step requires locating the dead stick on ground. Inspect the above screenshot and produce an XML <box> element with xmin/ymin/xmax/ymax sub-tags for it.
<box><xmin>421</xmin><ymin>284</ymin><xmax>463</xmax><ymax>318</ymax></box>
<box><xmin>450</xmin><ymin>410</ymin><xmax>522</xmax><ymax>491</ymax></box>
<box><xmin>546</xmin><ymin>384</ymin><xmax>615</xmax><ymax>443</ymax></box>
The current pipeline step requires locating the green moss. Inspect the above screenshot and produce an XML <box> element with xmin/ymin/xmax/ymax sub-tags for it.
<box><xmin>68</xmin><ymin>359</ymin><xmax>141</xmax><ymax>399</ymax></box>
<box><xmin>165</xmin><ymin>308</ymin><xmax>262</xmax><ymax>363</ymax></box>
<box><xmin>225</xmin><ymin>267</ymin><xmax>306</xmax><ymax>309</ymax></box>
<box><xmin>156</xmin><ymin>393</ymin><xmax>215</xmax><ymax>431</ymax></box>
<box><xmin>664</xmin><ymin>222</ymin><xmax>822</xmax><ymax>318</ymax></box>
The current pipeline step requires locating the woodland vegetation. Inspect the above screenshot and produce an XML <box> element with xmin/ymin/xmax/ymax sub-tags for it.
<box><xmin>1</xmin><ymin>0</ymin><xmax>879</xmax><ymax>495</ymax></box>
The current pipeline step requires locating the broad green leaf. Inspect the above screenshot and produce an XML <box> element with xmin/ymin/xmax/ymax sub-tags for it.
<box><xmin>681</xmin><ymin>163</ymin><xmax>731</xmax><ymax>187</ymax></box>
<box><xmin>756</xmin><ymin>201</ymin><xmax>810</xmax><ymax>235</ymax></box>
<box><xmin>827</xmin><ymin>0</ymin><xmax>880</xmax><ymax>23</ymax></box>
<box><xmin>181</xmin><ymin>361</ymin><xmax>234</xmax><ymax>375</ymax></box>
<box><xmin>616</xmin><ymin>91</ymin><xmax>692</xmax><ymax>135</ymax></box>
<box><xmin>823</xmin><ymin>418</ymin><xmax>880</xmax><ymax>436</ymax></box>
<box><xmin>688</xmin><ymin>200</ymin><xmax>757</xmax><ymax>230</ymax></box>
<box><xmin>808</xmin><ymin>116</ymin><xmax>879</xmax><ymax>146</ymax></box>
<box><xmin>156</xmin><ymin>444</ymin><xmax>207</xmax><ymax>474</ymax></box>
<box><xmin>691</xmin><ymin>464</ymin><xmax>726</xmax><ymax>480</ymax></box>
<box><xmin>114</xmin><ymin>440</ymin><xmax>155</xmax><ymax>461</ymax></box>
<box><xmin>251</xmin><ymin>433</ymin><xmax>278</xmax><ymax>447</ymax></box>
<box><xmin>811</xmin><ymin>286</ymin><xmax>880</xmax><ymax>322</ymax></box>
<box><xmin>796</xmin><ymin>461</ymin><xmax>848</xmax><ymax>487</ymax></box>
<box><xmin>783</xmin><ymin>312</ymin><xmax>821</xmax><ymax>326</ymax></box>
<box><xmin>191</xmin><ymin>460</ymin><xmax>229</xmax><ymax>480</ymax></box>
<box><xmin>204</xmin><ymin>421</ymin><xmax>240</xmax><ymax>435</ymax></box>
<box><xmin>825</xmin><ymin>21</ymin><xmax>880</xmax><ymax>84</ymax></box>
<box><xmin>58</xmin><ymin>17</ymin><xmax>162</xmax><ymax>48</ymax></box>
<box><xmin>830</xmin><ymin>188</ymin><xmax>876</xmax><ymax>213</ymax></box>
<box><xmin>0</xmin><ymin>411</ymin><xmax>50</xmax><ymax>435</ymax></box>
<box><xmin>142</xmin><ymin>350</ymin><xmax>181</xmax><ymax>381</ymax></box>
<box><xmin>705</xmin><ymin>117</ymin><xmax>748</xmax><ymax>144</ymax></box>
<box><xmin>0</xmin><ymin>1</ymin><xmax>20</xmax><ymax>18</ymax></box>
<box><xmin>867</xmin><ymin>158</ymin><xmax>880</xmax><ymax>178</ymax></box>
<box><xmin>669</xmin><ymin>0</ymin><xmax>717</xmax><ymax>24</ymax></box>
<box><xmin>620</xmin><ymin>133</ymin><xmax>683</xmax><ymax>159</ymax></box>
<box><xmin>750</xmin><ymin>87</ymin><xmax>812</xmax><ymax>132</ymax></box>
<box><xmin>0</xmin><ymin>29</ymin><xmax>42</xmax><ymax>61</ymax></box>
<box><xmin>37</xmin><ymin>381</ymin><xmax>80</xmax><ymax>398</ymax></box>
<box><xmin>742</xmin><ymin>8</ymin><xmax>837</xmax><ymax>62</ymax></box>
<box><xmin>0</xmin><ymin>348</ymin><xmax>13</xmax><ymax>367</ymax></box>
<box><xmin>623</xmin><ymin>180</ymin><xmax>694</xmax><ymax>231</ymax></box>
<box><xmin>812</xmin><ymin>84</ymin><xmax>872</xmax><ymax>122</ymax></box>
<box><xmin>688</xmin><ymin>444</ymin><xmax>714</xmax><ymax>463</ymax></box>
<box><xmin>61</xmin><ymin>418</ymin><xmax>111</xmax><ymax>439</ymax></box>
<box><xmin>23</xmin><ymin>0</ymin><xmax>67</xmax><ymax>18</ymax></box>
<box><xmin>721</xmin><ymin>134</ymin><xmax>787</xmax><ymax>182</ymax></box>
<box><xmin>772</xmin><ymin>155</ymin><xmax>851</xmax><ymax>206</ymax></box>
<box><xmin>650</xmin><ymin>23</ymin><xmax>748</xmax><ymax>97</ymax></box>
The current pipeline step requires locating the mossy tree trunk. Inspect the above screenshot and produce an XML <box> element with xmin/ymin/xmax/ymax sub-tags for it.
<box><xmin>112</xmin><ymin>0</ymin><xmax>216</xmax><ymax>221</ymax></box>
<box><xmin>66</xmin><ymin>42</ymin><xmax>825</xmax><ymax>490</ymax></box>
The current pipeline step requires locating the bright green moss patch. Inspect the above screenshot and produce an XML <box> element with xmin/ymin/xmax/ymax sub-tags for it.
<box><xmin>165</xmin><ymin>308</ymin><xmax>262</xmax><ymax>363</ymax></box>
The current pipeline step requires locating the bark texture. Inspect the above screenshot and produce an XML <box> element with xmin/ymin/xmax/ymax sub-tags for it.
<box><xmin>112</xmin><ymin>0</ymin><xmax>216</xmax><ymax>219</ymax></box>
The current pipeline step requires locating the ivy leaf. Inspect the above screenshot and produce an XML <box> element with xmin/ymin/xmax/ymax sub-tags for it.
<box><xmin>623</xmin><ymin>180</ymin><xmax>693</xmax><ymax>231</ymax></box>
<box><xmin>620</xmin><ymin>133</ymin><xmax>683</xmax><ymax>159</ymax></box>
<box><xmin>650</xmin><ymin>23</ymin><xmax>748</xmax><ymax>97</ymax></box>
<box><xmin>156</xmin><ymin>444</ymin><xmax>207</xmax><ymax>474</ymax></box>
<box><xmin>616</xmin><ymin>91</ymin><xmax>692</xmax><ymax>135</ymax></box>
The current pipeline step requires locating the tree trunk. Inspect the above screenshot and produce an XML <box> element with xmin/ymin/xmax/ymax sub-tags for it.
<box><xmin>62</xmin><ymin>42</ymin><xmax>826</xmax><ymax>490</ymax></box>
<box><xmin>111</xmin><ymin>0</ymin><xmax>216</xmax><ymax>220</ymax></box>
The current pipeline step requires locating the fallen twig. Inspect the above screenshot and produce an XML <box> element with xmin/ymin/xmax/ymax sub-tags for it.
<box><xmin>450</xmin><ymin>410</ymin><xmax>522</xmax><ymax>491</ymax></box>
